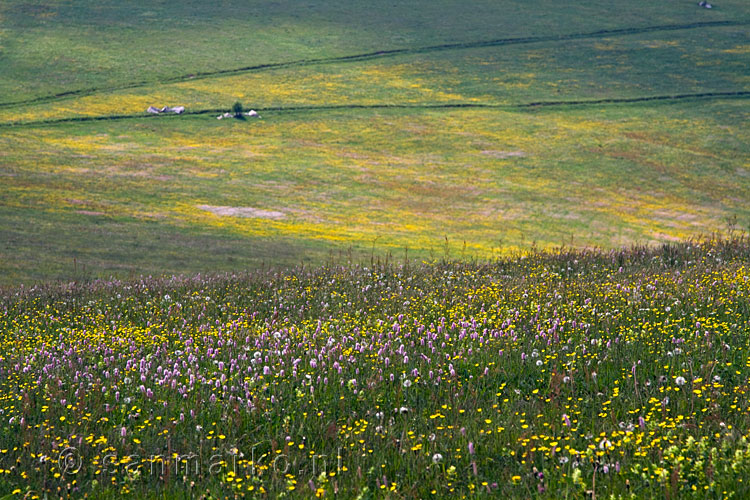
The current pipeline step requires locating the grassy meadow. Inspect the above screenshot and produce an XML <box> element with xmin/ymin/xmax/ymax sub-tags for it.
<box><xmin>2</xmin><ymin>101</ymin><xmax>749</xmax><ymax>283</ymax></box>
<box><xmin>2</xmin><ymin>238</ymin><xmax>750</xmax><ymax>499</ymax></box>
<box><xmin>1</xmin><ymin>1</ymin><xmax>750</xmax><ymax>499</ymax></box>
<box><xmin>0</xmin><ymin>0</ymin><xmax>749</xmax><ymax>283</ymax></box>
<box><xmin>1</xmin><ymin>0</ymin><xmax>746</xmax><ymax>104</ymax></box>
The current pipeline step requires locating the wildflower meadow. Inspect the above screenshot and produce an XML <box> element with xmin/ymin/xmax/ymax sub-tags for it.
<box><xmin>2</xmin><ymin>1</ymin><xmax>749</xmax><ymax>499</ymax></box>
<box><xmin>2</xmin><ymin>237</ymin><xmax>750</xmax><ymax>498</ymax></box>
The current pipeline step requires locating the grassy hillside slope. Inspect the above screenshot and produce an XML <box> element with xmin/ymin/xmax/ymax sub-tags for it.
<box><xmin>2</xmin><ymin>238</ymin><xmax>750</xmax><ymax>498</ymax></box>
<box><xmin>0</xmin><ymin>0</ymin><xmax>748</xmax><ymax>283</ymax></box>
<box><xmin>1</xmin><ymin>0</ymin><xmax>746</xmax><ymax>103</ymax></box>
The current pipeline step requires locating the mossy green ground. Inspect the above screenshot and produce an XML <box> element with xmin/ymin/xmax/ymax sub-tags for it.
<box><xmin>0</xmin><ymin>0</ymin><xmax>748</xmax><ymax>284</ymax></box>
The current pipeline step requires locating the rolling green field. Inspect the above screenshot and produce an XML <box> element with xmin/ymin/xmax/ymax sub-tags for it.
<box><xmin>0</xmin><ymin>0</ymin><xmax>749</xmax><ymax>284</ymax></box>
<box><xmin>3</xmin><ymin>3</ymin><xmax>750</xmax><ymax>499</ymax></box>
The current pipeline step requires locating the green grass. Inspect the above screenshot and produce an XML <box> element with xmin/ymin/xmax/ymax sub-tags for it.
<box><xmin>2</xmin><ymin>238</ymin><xmax>750</xmax><ymax>498</ymax></box>
<box><xmin>0</xmin><ymin>0</ymin><xmax>748</xmax><ymax>284</ymax></box>
<box><xmin>2</xmin><ymin>23</ymin><xmax>749</xmax><ymax>123</ymax></box>
<box><xmin>0</xmin><ymin>207</ymin><xmax>340</xmax><ymax>283</ymax></box>
<box><xmin>2</xmin><ymin>3</ymin><xmax>750</xmax><ymax>498</ymax></box>
<box><xmin>1</xmin><ymin>0</ymin><xmax>746</xmax><ymax>103</ymax></box>
<box><xmin>2</xmin><ymin>101</ymin><xmax>748</xmax><ymax>283</ymax></box>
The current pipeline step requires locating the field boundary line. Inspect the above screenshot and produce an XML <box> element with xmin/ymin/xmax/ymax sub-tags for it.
<box><xmin>1</xmin><ymin>91</ymin><xmax>748</xmax><ymax>129</ymax></box>
<box><xmin>0</xmin><ymin>20</ymin><xmax>746</xmax><ymax>110</ymax></box>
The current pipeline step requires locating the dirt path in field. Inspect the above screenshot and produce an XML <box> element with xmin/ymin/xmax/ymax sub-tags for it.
<box><xmin>197</xmin><ymin>205</ymin><xmax>285</xmax><ymax>219</ymax></box>
<box><xmin>0</xmin><ymin>20</ymin><xmax>746</xmax><ymax>111</ymax></box>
